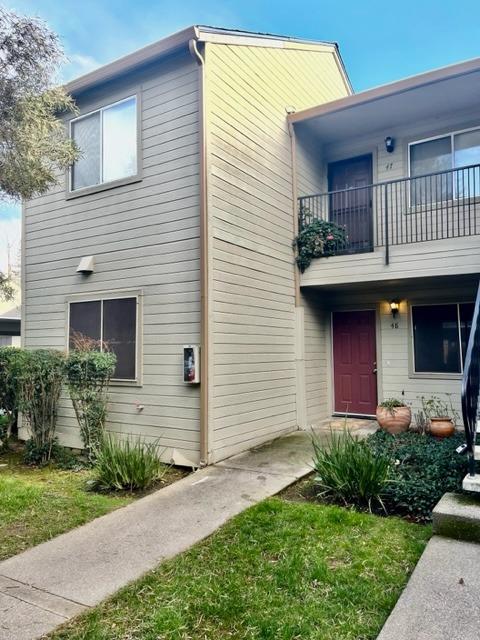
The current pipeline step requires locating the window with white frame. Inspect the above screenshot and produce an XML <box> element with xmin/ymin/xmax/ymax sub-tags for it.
<box><xmin>409</xmin><ymin>128</ymin><xmax>480</xmax><ymax>205</ymax></box>
<box><xmin>69</xmin><ymin>297</ymin><xmax>138</xmax><ymax>381</ymax></box>
<box><xmin>412</xmin><ymin>302</ymin><xmax>474</xmax><ymax>374</ymax></box>
<box><xmin>70</xmin><ymin>96</ymin><xmax>137</xmax><ymax>192</ymax></box>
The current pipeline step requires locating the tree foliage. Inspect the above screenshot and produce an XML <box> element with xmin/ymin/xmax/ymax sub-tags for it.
<box><xmin>0</xmin><ymin>8</ymin><xmax>78</xmax><ymax>201</ymax></box>
<box><xmin>0</xmin><ymin>8</ymin><xmax>79</xmax><ymax>300</ymax></box>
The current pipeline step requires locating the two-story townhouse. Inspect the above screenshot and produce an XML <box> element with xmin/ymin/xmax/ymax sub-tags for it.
<box><xmin>22</xmin><ymin>26</ymin><xmax>352</xmax><ymax>466</ymax></box>
<box><xmin>290</xmin><ymin>58</ymin><xmax>480</xmax><ymax>426</ymax></box>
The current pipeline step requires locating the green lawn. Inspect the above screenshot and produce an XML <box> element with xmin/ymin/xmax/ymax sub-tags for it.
<box><xmin>50</xmin><ymin>498</ymin><xmax>430</xmax><ymax>640</ymax></box>
<box><xmin>0</xmin><ymin>451</ymin><xmax>135</xmax><ymax>560</ymax></box>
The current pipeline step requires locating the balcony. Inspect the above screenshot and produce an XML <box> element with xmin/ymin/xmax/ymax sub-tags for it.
<box><xmin>298</xmin><ymin>164</ymin><xmax>480</xmax><ymax>266</ymax></box>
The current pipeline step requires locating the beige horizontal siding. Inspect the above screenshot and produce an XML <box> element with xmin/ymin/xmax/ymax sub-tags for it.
<box><xmin>23</xmin><ymin>50</ymin><xmax>201</xmax><ymax>466</ymax></box>
<box><xmin>206</xmin><ymin>42</ymin><xmax>350</xmax><ymax>461</ymax></box>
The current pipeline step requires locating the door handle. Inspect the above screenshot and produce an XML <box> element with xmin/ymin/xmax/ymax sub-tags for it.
<box><xmin>373</xmin><ymin>368</ymin><xmax>377</xmax><ymax>374</ymax></box>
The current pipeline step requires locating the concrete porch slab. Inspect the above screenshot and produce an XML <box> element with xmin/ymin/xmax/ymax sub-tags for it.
<box><xmin>433</xmin><ymin>492</ymin><xmax>480</xmax><ymax>543</ymax></box>
<box><xmin>377</xmin><ymin>535</ymin><xmax>480</xmax><ymax>640</ymax></box>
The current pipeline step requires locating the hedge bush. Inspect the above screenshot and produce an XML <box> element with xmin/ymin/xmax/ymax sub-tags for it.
<box><xmin>18</xmin><ymin>349</ymin><xmax>66</xmax><ymax>464</ymax></box>
<box><xmin>366</xmin><ymin>430</ymin><xmax>468</xmax><ymax>522</ymax></box>
<box><xmin>65</xmin><ymin>348</ymin><xmax>116</xmax><ymax>460</ymax></box>
<box><xmin>0</xmin><ymin>346</ymin><xmax>26</xmax><ymax>448</ymax></box>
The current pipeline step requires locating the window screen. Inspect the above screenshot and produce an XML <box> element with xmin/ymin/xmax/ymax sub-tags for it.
<box><xmin>68</xmin><ymin>297</ymin><xmax>137</xmax><ymax>380</ymax></box>
<box><xmin>69</xmin><ymin>300</ymin><xmax>101</xmax><ymax>348</ymax></box>
<box><xmin>103</xmin><ymin>298</ymin><xmax>137</xmax><ymax>380</ymax></box>
<box><xmin>410</xmin><ymin>137</ymin><xmax>452</xmax><ymax>205</ymax></box>
<box><xmin>71</xmin><ymin>112</ymin><xmax>101</xmax><ymax>190</ymax></box>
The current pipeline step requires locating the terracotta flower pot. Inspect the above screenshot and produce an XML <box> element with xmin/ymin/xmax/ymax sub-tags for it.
<box><xmin>376</xmin><ymin>405</ymin><xmax>411</xmax><ymax>434</ymax></box>
<box><xmin>429</xmin><ymin>417</ymin><xmax>455</xmax><ymax>438</ymax></box>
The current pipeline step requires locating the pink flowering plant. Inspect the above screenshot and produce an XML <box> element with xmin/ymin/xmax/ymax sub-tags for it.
<box><xmin>294</xmin><ymin>216</ymin><xmax>347</xmax><ymax>271</ymax></box>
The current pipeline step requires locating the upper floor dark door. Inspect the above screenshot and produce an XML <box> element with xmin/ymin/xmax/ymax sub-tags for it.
<box><xmin>328</xmin><ymin>154</ymin><xmax>373</xmax><ymax>253</ymax></box>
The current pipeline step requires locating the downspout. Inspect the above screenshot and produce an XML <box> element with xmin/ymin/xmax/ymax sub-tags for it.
<box><xmin>189</xmin><ymin>34</ymin><xmax>211</xmax><ymax>466</ymax></box>
<box><xmin>288</xmin><ymin>119</ymin><xmax>307</xmax><ymax>429</ymax></box>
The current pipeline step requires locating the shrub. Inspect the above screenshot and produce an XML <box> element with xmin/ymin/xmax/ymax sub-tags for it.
<box><xmin>294</xmin><ymin>218</ymin><xmax>347</xmax><ymax>272</ymax></box>
<box><xmin>65</xmin><ymin>343</ymin><xmax>116</xmax><ymax>460</ymax></box>
<box><xmin>19</xmin><ymin>349</ymin><xmax>65</xmax><ymax>464</ymax></box>
<box><xmin>0</xmin><ymin>346</ymin><xmax>26</xmax><ymax>448</ymax></box>
<box><xmin>312</xmin><ymin>429</ymin><xmax>391</xmax><ymax>512</ymax></box>
<box><xmin>366</xmin><ymin>430</ymin><xmax>468</xmax><ymax>521</ymax></box>
<box><xmin>92</xmin><ymin>434</ymin><xmax>166</xmax><ymax>491</ymax></box>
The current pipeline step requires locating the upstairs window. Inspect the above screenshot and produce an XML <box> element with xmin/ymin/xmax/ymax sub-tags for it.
<box><xmin>69</xmin><ymin>297</ymin><xmax>138</xmax><ymax>381</ymax></box>
<box><xmin>409</xmin><ymin>128</ymin><xmax>480</xmax><ymax>205</ymax></box>
<box><xmin>412</xmin><ymin>302</ymin><xmax>474</xmax><ymax>374</ymax></box>
<box><xmin>70</xmin><ymin>96</ymin><xmax>137</xmax><ymax>192</ymax></box>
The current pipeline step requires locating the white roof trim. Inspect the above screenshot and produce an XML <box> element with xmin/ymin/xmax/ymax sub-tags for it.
<box><xmin>289</xmin><ymin>56</ymin><xmax>480</xmax><ymax>124</ymax></box>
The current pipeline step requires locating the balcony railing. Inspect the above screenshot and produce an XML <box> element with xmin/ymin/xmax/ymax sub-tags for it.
<box><xmin>298</xmin><ymin>163</ymin><xmax>480</xmax><ymax>264</ymax></box>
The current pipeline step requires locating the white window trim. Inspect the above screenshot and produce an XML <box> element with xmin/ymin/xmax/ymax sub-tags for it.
<box><xmin>68</xmin><ymin>94</ymin><xmax>139</xmax><ymax>195</ymax></box>
<box><xmin>410</xmin><ymin>301</ymin><xmax>473</xmax><ymax>376</ymax></box>
<box><xmin>67</xmin><ymin>292</ymin><xmax>141</xmax><ymax>385</ymax></box>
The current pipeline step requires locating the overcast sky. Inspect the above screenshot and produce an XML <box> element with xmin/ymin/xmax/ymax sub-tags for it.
<box><xmin>2</xmin><ymin>0</ymin><xmax>480</xmax><ymax>272</ymax></box>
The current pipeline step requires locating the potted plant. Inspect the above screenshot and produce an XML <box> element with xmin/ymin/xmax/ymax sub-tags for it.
<box><xmin>420</xmin><ymin>394</ymin><xmax>458</xmax><ymax>438</ymax></box>
<box><xmin>376</xmin><ymin>398</ymin><xmax>411</xmax><ymax>434</ymax></box>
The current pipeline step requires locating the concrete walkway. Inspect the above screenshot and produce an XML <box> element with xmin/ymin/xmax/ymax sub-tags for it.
<box><xmin>0</xmin><ymin>427</ymin><xmax>341</xmax><ymax>640</ymax></box>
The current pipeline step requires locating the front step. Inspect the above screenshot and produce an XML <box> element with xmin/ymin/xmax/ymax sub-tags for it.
<box><xmin>463</xmin><ymin>473</ymin><xmax>480</xmax><ymax>492</ymax></box>
<box><xmin>433</xmin><ymin>492</ymin><xmax>480</xmax><ymax>543</ymax></box>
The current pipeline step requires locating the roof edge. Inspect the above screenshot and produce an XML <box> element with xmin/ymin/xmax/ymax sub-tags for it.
<box><xmin>288</xmin><ymin>55</ymin><xmax>480</xmax><ymax>123</ymax></box>
<box><xmin>65</xmin><ymin>25</ymin><xmax>197</xmax><ymax>96</ymax></box>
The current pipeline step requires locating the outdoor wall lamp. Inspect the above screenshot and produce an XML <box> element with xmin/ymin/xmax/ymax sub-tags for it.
<box><xmin>385</xmin><ymin>136</ymin><xmax>395</xmax><ymax>153</ymax></box>
<box><xmin>390</xmin><ymin>300</ymin><xmax>400</xmax><ymax>318</ymax></box>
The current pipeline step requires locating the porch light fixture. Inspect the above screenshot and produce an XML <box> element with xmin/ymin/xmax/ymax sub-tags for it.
<box><xmin>385</xmin><ymin>136</ymin><xmax>395</xmax><ymax>153</ymax></box>
<box><xmin>390</xmin><ymin>300</ymin><xmax>400</xmax><ymax>318</ymax></box>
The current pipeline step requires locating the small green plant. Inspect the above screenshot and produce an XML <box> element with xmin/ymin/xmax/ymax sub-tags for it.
<box><xmin>366</xmin><ymin>430</ymin><xmax>467</xmax><ymax>521</ymax></box>
<box><xmin>379</xmin><ymin>398</ymin><xmax>406</xmax><ymax>413</ymax></box>
<box><xmin>92</xmin><ymin>434</ymin><xmax>166</xmax><ymax>492</ymax></box>
<box><xmin>65</xmin><ymin>334</ymin><xmax>116</xmax><ymax>461</ymax></box>
<box><xmin>18</xmin><ymin>349</ymin><xmax>65</xmax><ymax>464</ymax></box>
<box><xmin>312</xmin><ymin>429</ymin><xmax>391</xmax><ymax>512</ymax></box>
<box><xmin>294</xmin><ymin>217</ymin><xmax>347</xmax><ymax>272</ymax></box>
<box><xmin>419</xmin><ymin>394</ymin><xmax>459</xmax><ymax>424</ymax></box>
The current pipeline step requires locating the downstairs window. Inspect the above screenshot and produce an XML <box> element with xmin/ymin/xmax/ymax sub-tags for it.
<box><xmin>412</xmin><ymin>302</ymin><xmax>474</xmax><ymax>374</ymax></box>
<box><xmin>69</xmin><ymin>297</ymin><xmax>138</xmax><ymax>381</ymax></box>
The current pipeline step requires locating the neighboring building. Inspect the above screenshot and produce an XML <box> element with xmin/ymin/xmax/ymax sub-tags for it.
<box><xmin>22</xmin><ymin>26</ymin><xmax>480</xmax><ymax>466</ymax></box>
<box><xmin>0</xmin><ymin>306</ymin><xmax>21</xmax><ymax>347</ymax></box>
<box><xmin>22</xmin><ymin>26</ymin><xmax>351</xmax><ymax>466</ymax></box>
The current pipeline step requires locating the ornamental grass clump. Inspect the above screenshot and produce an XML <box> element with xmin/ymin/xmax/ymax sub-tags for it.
<box><xmin>92</xmin><ymin>434</ymin><xmax>166</xmax><ymax>492</ymax></box>
<box><xmin>65</xmin><ymin>334</ymin><xmax>116</xmax><ymax>461</ymax></box>
<box><xmin>312</xmin><ymin>429</ymin><xmax>391</xmax><ymax>512</ymax></box>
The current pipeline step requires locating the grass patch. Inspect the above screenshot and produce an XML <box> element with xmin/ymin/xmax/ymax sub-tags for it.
<box><xmin>0</xmin><ymin>450</ymin><xmax>186</xmax><ymax>561</ymax></box>
<box><xmin>50</xmin><ymin>498</ymin><xmax>430</xmax><ymax>640</ymax></box>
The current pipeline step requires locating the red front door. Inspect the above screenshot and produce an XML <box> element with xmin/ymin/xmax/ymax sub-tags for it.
<box><xmin>332</xmin><ymin>310</ymin><xmax>377</xmax><ymax>415</ymax></box>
